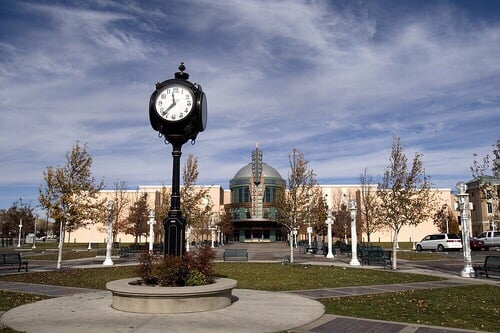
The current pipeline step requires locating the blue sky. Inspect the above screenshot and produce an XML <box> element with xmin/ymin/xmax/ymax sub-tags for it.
<box><xmin>1</xmin><ymin>0</ymin><xmax>499</xmax><ymax>211</ymax></box>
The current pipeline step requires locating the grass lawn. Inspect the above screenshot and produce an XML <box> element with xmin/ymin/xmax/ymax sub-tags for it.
<box><xmin>213</xmin><ymin>263</ymin><xmax>443</xmax><ymax>290</ymax></box>
<box><xmin>0</xmin><ymin>262</ymin><xmax>497</xmax><ymax>332</ymax></box>
<box><xmin>321</xmin><ymin>284</ymin><xmax>500</xmax><ymax>332</ymax></box>
<box><xmin>0</xmin><ymin>291</ymin><xmax>52</xmax><ymax>333</ymax></box>
<box><xmin>0</xmin><ymin>263</ymin><xmax>442</xmax><ymax>290</ymax></box>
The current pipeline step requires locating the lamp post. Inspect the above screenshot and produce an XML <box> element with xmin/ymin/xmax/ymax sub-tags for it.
<box><xmin>17</xmin><ymin>219</ymin><xmax>23</xmax><ymax>248</ymax></box>
<box><xmin>185</xmin><ymin>226</ymin><xmax>191</xmax><ymax>252</ymax></box>
<box><xmin>307</xmin><ymin>224</ymin><xmax>312</xmax><ymax>247</ymax></box>
<box><xmin>148</xmin><ymin>210</ymin><xmax>156</xmax><ymax>253</ymax></box>
<box><xmin>349</xmin><ymin>200</ymin><xmax>360</xmax><ymax>266</ymax></box>
<box><xmin>209</xmin><ymin>216</ymin><xmax>217</xmax><ymax>248</ymax></box>
<box><xmin>216</xmin><ymin>225</ymin><xmax>221</xmax><ymax>247</ymax></box>
<box><xmin>456</xmin><ymin>182</ymin><xmax>474</xmax><ymax>278</ymax></box>
<box><xmin>32</xmin><ymin>216</ymin><xmax>37</xmax><ymax>249</ymax></box>
<box><xmin>103</xmin><ymin>200</ymin><xmax>114</xmax><ymax>266</ymax></box>
<box><xmin>326</xmin><ymin>209</ymin><xmax>335</xmax><ymax>259</ymax></box>
<box><xmin>87</xmin><ymin>222</ymin><xmax>93</xmax><ymax>250</ymax></box>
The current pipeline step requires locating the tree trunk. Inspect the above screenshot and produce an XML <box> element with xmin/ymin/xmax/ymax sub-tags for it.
<box><xmin>392</xmin><ymin>229</ymin><xmax>399</xmax><ymax>270</ymax></box>
<box><xmin>56</xmin><ymin>222</ymin><xmax>65</xmax><ymax>270</ymax></box>
<box><xmin>289</xmin><ymin>230</ymin><xmax>294</xmax><ymax>264</ymax></box>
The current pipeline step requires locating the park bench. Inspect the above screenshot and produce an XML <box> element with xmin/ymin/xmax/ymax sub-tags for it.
<box><xmin>474</xmin><ymin>255</ymin><xmax>500</xmax><ymax>278</ymax></box>
<box><xmin>1</xmin><ymin>253</ymin><xmax>28</xmax><ymax>272</ymax></box>
<box><xmin>223</xmin><ymin>248</ymin><xmax>248</xmax><ymax>261</ymax></box>
<box><xmin>361</xmin><ymin>247</ymin><xmax>391</xmax><ymax>268</ymax></box>
<box><xmin>118</xmin><ymin>247</ymin><xmax>130</xmax><ymax>257</ymax></box>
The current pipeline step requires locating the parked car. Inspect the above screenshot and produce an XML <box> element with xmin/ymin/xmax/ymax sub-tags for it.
<box><xmin>477</xmin><ymin>231</ymin><xmax>500</xmax><ymax>250</ymax></box>
<box><xmin>470</xmin><ymin>237</ymin><xmax>486</xmax><ymax>251</ymax></box>
<box><xmin>416</xmin><ymin>233</ymin><xmax>462</xmax><ymax>252</ymax></box>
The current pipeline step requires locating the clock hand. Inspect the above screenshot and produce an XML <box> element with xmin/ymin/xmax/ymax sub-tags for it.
<box><xmin>163</xmin><ymin>102</ymin><xmax>176</xmax><ymax>114</ymax></box>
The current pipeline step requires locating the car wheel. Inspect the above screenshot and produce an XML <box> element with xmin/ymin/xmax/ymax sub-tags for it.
<box><xmin>437</xmin><ymin>244</ymin><xmax>444</xmax><ymax>252</ymax></box>
<box><xmin>484</xmin><ymin>246</ymin><xmax>489</xmax><ymax>251</ymax></box>
<box><xmin>416</xmin><ymin>245</ymin><xmax>423</xmax><ymax>252</ymax></box>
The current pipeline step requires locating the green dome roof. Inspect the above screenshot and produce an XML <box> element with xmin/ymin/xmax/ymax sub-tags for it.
<box><xmin>232</xmin><ymin>162</ymin><xmax>283</xmax><ymax>180</ymax></box>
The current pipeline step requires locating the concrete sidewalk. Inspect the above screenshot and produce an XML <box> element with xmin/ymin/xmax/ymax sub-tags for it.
<box><xmin>0</xmin><ymin>278</ymin><xmax>490</xmax><ymax>333</ymax></box>
<box><xmin>0</xmin><ymin>247</ymin><xmax>497</xmax><ymax>332</ymax></box>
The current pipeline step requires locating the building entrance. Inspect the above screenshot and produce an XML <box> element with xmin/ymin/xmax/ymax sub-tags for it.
<box><xmin>232</xmin><ymin>224</ymin><xmax>283</xmax><ymax>243</ymax></box>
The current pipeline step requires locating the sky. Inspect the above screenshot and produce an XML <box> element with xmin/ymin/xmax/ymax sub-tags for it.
<box><xmin>1</xmin><ymin>0</ymin><xmax>499</xmax><ymax>211</ymax></box>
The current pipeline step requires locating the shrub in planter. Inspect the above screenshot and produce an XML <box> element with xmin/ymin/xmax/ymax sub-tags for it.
<box><xmin>136</xmin><ymin>246</ymin><xmax>216</xmax><ymax>287</ymax></box>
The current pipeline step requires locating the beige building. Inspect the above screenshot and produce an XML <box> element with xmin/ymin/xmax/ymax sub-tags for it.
<box><xmin>70</xmin><ymin>183</ymin><xmax>455</xmax><ymax>246</ymax></box>
<box><xmin>467</xmin><ymin>176</ymin><xmax>500</xmax><ymax>236</ymax></box>
<box><xmin>70</xmin><ymin>146</ymin><xmax>474</xmax><ymax>247</ymax></box>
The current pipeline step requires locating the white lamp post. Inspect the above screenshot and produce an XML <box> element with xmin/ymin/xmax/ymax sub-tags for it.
<box><xmin>293</xmin><ymin>227</ymin><xmax>298</xmax><ymax>248</ymax></box>
<box><xmin>148</xmin><ymin>210</ymin><xmax>155</xmax><ymax>253</ymax></box>
<box><xmin>349</xmin><ymin>200</ymin><xmax>361</xmax><ymax>266</ymax></box>
<box><xmin>209</xmin><ymin>216</ymin><xmax>216</xmax><ymax>248</ymax></box>
<box><xmin>307</xmin><ymin>225</ymin><xmax>312</xmax><ymax>247</ymax></box>
<box><xmin>17</xmin><ymin>219</ymin><xmax>23</xmax><ymax>248</ymax></box>
<box><xmin>32</xmin><ymin>216</ymin><xmax>36</xmax><ymax>249</ymax></box>
<box><xmin>326</xmin><ymin>209</ymin><xmax>335</xmax><ymax>259</ymax></box>
<box><xmin>216</xmin><ymin>225</ymin><xmax>221</xmax><ymax>246</ymax></box>
<box><xmin>103</xmin><ymin>200</ymin><xmax>114</xmax><ymax>266</ymax></box>
<box><xmin>456</xmin><ymin>182</ymin><xmax>474</xmax><ymax>278</ymax></box>
<box><xmin>185</xmin><ymin>226</ymin><xmax>191</xmax><ymax>252</ymax></box>
<box><xmin>87</xmin><ymin>222</ymin><xmax>93</xmax><ymax>250</ymax></box>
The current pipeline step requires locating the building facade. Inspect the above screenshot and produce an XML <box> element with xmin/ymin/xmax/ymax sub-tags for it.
<box><xmin>467</xmin><ymin>176</ymin><xmax>500</xmax><ymax>235</ymax></box>
<box><xmin>70</xmin><ymin>148</ymin><xmax>496</xmax><ymax>246</ymax></box>
<box><xmin>226</xmin><ymin>145</ymin><xmax>286</xmax><ymax>242</ymax></box>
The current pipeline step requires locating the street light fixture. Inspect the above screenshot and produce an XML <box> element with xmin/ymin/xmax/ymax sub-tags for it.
<box><xmin>349</xmin><ymin>200</ymin><xmax>360</xmax><ymax>266</ymax></box>
<box><xmin>87</xmin><ymin>221</ymin><xmax>93</xmax><ymax>250</ymax></box>
<box><xmin>455</xmin><ymin>182</ymin><xmax>474</xmax><ymax>278</ymax></box>
<box><xmin>148</xmin><ymin>210</ymin><xmax>156</xmax><ymax>253</ymax></box>
<box><xmin>103</xmin><ymin>200</ymin><xmax>114</xmax><ymax>266</ymax></box>
<box><xmin>325</xmin><ymin>209</ymin><xmax>335</xmax><ymax>259</ymax></box>
<box><xmin>17</xmin><ymin>219</ymin><xmax>23</xmax><ymax>248</ymax></box>
<box><xmin>32</xmin><ymin>215</ymin><xmax>37</xmax><ymax>249</ymax></box>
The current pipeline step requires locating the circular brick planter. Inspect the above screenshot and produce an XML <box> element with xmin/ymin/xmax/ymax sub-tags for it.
<box><xmin>106</xmin><ymin>277</ymin><xmax>237</xmax><ymax>314</ymax></box>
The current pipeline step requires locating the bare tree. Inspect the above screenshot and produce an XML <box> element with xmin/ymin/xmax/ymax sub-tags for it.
<box><xmin>359</xmin><ymin>169</ymin><xmax>381</xmax><ymax>245</ymax></box>
<box><xmin>154</xmin><ymin>185</ymin><xmax>171</xmax><ymax>244</ymax></box>
<box><xmin>1</xmin><ymin>199</ymin><xmax>36</xmax><ymax>244</ymax></box>
<box><xmin>470</xmin><ymin>137</ymin><xmax>500</xmax><ymax>231</ymax></box>
<box><xmin>218</xmin><ymin>207</ymin><xmax>234</xmax><ymax>244</ymax></box>
<box><xmin>377</xmin><ymin>136</ymin><xmax>436</xmax><ymax>269</ymax></box>
<box><xmin>493</xmin><ymin>138</ymin><xmax>500</xmax><ymax>177</ymax></box>
<box><xmin>104</xmin><ymin>180</ymin><xmax>131</xmax><ymax>243</ymax></box>
<box><xmin>275</xmin><ymin>149</ymin><xmax>320</xmax><ymax>263</ymax></box>
<box><xmin>126</xmin><ymin>192</ymin><xmax>149</xmax><ymax>244</ymax></box>
<box><xmin>433</xmin><ymin>204</ymin><xmax>459</xmax><ymax>234</ymax></box>
<box><xmin>39</xmin><ymin>141</ymin><xmax>105</xmax><ymax>269</ymax></box>
<box><xmin>181</xmin><ymin>154</ymin><xmax>212</xmax><ymax>242</ymax></box>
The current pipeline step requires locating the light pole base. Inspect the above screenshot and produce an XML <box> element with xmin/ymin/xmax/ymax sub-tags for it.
<box><xmin>349</xmin><ymin>258</ymin><xmax>361</xmax><ymax>266</ymax></box>
<box><xmin>326</xmin><ymin>253</ymin><xmax>334</xmax><ymax>259</ymax></box>
<box><xmin>460</xmin><ymin>266</ymin><xmax>475</xmax><ymax>278</ymax></box>
<box><xmin>103</xmin><ymin>258</ymin><xmax>114</xmax><ymax>266</ymax></box>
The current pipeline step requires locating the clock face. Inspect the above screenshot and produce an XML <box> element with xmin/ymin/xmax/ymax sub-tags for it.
<box><xmin>155</xmin><ymin>85</ymin><xmax>194</xmax><ymax>121</ymax></box>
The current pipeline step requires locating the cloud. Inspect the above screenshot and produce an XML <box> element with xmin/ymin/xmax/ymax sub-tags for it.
<box><xmin>0</xmin><ymin>0</ymin><xmax>499</xmax><ymax>209</ymax></box>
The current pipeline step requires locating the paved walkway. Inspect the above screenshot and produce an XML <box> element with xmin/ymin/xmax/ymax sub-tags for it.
<box><xmin>0</xmin><ymin>246</ymin><xmax>498</xmax><ymax>332</ymax></box>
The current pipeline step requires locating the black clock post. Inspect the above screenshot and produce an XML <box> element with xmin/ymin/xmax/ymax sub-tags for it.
<box><xmin>149</xmin><ymin>63</ymin><xmax>207</xmax><ymax>257</ymax></box>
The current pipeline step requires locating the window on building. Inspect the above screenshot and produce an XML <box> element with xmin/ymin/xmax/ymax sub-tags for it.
<box><xmin>244</xmin><ymin>188</ymin><xmax>249</xmax><ymax>202</ymax></box>
<box><xmin>487</xmin><ymin>202</ymin><xmax>493</xmax><ymax>214</ymax></box>
<box><xmin>264</xmin><ymin>186</ymin><xmax>277</xmax><ymax>203</ymax></box>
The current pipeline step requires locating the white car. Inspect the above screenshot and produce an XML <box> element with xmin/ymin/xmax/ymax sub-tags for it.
<box><xmin>416</xmin><ymin>233</ymin><xmax>462</xmax><ymax>252</ymax></box>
